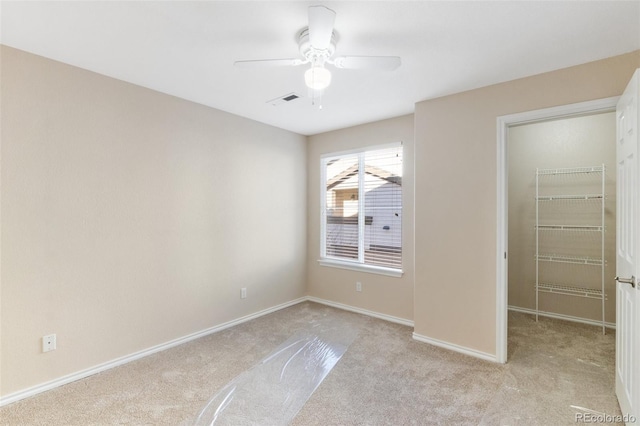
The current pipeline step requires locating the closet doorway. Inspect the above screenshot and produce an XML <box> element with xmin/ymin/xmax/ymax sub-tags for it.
<box><xmin>496</xmin><ymin>97</ymin><xmax>619</xmax><ymax>363</ymax></box>
<box><xmin>507</xmin><ymin>111</ymin><xmax>616</xmax><ymax>332</ymax></box>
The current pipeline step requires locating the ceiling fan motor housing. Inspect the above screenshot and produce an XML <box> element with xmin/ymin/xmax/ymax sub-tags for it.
<box><xmin>298</xmin><ymin>27</ymin><xmax>337</xmax><ymax>65</ymax></box>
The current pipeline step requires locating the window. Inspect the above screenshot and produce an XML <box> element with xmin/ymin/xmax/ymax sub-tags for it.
<box><xmin>320</xmin><ymin>143</ymin><xmax>403</xmax><ymax>275</ymax></box>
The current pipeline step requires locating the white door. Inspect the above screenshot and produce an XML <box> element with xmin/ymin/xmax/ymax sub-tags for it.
<box><xmin>616</xmin><ymin>69</ymin><xmax>640</xmax><ymax>422</ymax></box>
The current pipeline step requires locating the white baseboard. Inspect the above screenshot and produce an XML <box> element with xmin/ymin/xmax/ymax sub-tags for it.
<box><xmin>0</xmin><ymin>297</ymin><xmax>307</xmax><ymax>407</ymax></box>
<box><xmin>412</xmin><ymin>333</ymin><xmax>497</xmax><ymax>363</ymax></box>
<box><xmin>306</xmin><ymin>297</ymin><xmax>497</xmax><ymax>364</ymax></box>
<box><xmin>1</xmin><ymin>295</ymin><xmax>505</xmax><ymax>407</ymax></box>
<box><xmin>508</xmin><ymin>305</ymin><xmax>616</xmax><ymax>330</ymax></box>
<box><xmin>306</xmin><ymin>296</ymin><xmax>414</xmax><ymax>327</ymax></box>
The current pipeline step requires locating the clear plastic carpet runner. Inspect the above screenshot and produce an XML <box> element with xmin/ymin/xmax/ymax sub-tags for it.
<box><xmin>194</xmin><ymin>316</ymin><xmax>358</xmax><ymax>425</ymax></box>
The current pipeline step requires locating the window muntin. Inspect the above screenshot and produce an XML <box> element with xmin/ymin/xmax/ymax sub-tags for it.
<box><xmin>321</xmin><ymin>144</ymin><xmax>402</xmax><ymax>270</ymax></box>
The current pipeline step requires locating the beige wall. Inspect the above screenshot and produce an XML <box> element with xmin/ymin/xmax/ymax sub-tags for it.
<box><xmin>0</xmin><ymin>46</ymin><xmax>307</xmax><ymax>396</ymax></box>
<box><xmin>307</xmin><ymin>115</ymin><xmax>414</xmax><ymax>322</ymax></box>
<box><xmin>414</xmin><ymin>51</ymin><xmax>640</xmax><ymax>356</ymax></box>
<box><xmin>508</xmin><ymin>112</ymin><xmax>616</xmax><ymax>323</ymax></box>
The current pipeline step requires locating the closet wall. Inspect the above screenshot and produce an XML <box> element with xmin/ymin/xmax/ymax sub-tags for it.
<box><xmin>508</xmin><ymin>111</ymin><xmax>616</xmax><ymax>324</ymax></box>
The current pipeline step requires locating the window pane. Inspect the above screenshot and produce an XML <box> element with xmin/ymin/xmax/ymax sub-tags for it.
<box><xmin>322</xmin><ymin>144</ymin><xmax>402</xmax><ymax>270</ymax></box>
<box><xmin>364</xmin><ymin>147</ymin><xmax>402</xmax><ymax>268</ymax></box>
<box><xmin>325</xmin><ymin>155</ymin><xmax>359</xmax><ymax>261</ymax></box>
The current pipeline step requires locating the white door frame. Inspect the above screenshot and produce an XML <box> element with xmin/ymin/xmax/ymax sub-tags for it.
<box><xmin>495</xmin><ymin>96</ymin><xmax>619</xmax><ymax>363</ymax></box>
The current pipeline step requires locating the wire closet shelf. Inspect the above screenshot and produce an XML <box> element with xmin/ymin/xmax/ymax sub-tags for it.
<box><xmin>534</xmin><ymin>164</ymin><xmax>606</xmax><ymax>334</ymax></box>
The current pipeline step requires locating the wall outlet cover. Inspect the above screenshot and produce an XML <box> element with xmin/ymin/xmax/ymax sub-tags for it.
<box><xmin>43</xmin><ymin>334</ymin><xmax>56</xmax><ymax>352</ymax></box>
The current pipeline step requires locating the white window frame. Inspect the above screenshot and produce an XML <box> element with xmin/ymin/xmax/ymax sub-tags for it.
<box><xmin>319</xmin><ymin>142</ymin><xmax>403</xmax><ymax>277</ymax></box>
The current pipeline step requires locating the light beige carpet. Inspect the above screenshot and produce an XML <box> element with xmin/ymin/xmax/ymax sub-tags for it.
<box><xmin>0</xmin><ymin>302</ymin><xmax>620</xmax><ymax>425</ymax></box>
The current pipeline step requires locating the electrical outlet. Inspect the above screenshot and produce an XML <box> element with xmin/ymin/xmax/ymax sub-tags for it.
<box><xmin>241</xmin><ymin>288</ymin><xmax>247</xmax><ymax>299</ymax></box>
<box><xmin>356</xmin><ymin>281</ymin><xmax>362</xmax><ymax>292</ymax></box>
<box><xmin>42</xmin><ymin>334</ymin><xmax>56</xmax><ymax>353</ymax></box>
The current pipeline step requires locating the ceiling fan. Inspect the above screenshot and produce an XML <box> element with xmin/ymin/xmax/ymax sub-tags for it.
<box><xmin>234</xmin><ymin>5</ymin><xmax>401</xmax><ymax>97</ymax></box>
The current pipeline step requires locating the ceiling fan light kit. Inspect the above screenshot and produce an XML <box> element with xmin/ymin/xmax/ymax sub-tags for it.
<box><xmin>235</xmin><ymin>5</ymin><xmax>401</xmax><ymax>105</ymax></box>
<box><xmin>304</xmin><ymin>66</ymin><xmax>332</xmax><ymax>91</ymax></box>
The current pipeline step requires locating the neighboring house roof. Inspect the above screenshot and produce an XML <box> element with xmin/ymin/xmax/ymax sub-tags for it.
<box><xmin>326</xmin><ymin>164</ymin><xmax>401</xmax><ymax>190</ymax></box>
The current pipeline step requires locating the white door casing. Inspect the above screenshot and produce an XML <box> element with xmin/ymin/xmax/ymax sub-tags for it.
<box><xmin>496</xmin><ymin>97</ymin><xmax>619</xmax><ymax>364</ymax></box>
<box><xmin>616</xmin><ymin>69</ymin><xmax>640</xmax><ymax>423</ymax></box>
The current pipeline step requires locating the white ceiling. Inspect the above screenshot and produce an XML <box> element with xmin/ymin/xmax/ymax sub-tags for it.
<box><xmin>2</xmin><ymin>1</ymin><xmax>639</xmax><ymax>135</ymax></box>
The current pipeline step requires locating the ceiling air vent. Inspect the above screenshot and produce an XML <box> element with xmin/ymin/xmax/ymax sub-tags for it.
<box><xmin>267</xmin><ymin>92</ymin><xmax>302</xmax><ymax>106</ymax></box>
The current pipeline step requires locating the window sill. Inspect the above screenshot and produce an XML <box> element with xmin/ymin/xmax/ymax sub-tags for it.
<box><xmin>318</xmin><ymin>258</ymin><xmax>403</xmax><ymax>278</ymax></box>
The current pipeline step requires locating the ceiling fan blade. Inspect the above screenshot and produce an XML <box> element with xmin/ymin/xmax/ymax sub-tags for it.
<box><xmin>332</xmin><ymin>56</ymin><xmax>401</xmax><ymax>71</ymax></box>
<box><xmin>308</xmin><ymin>5</ymin><xmax>336</xmax><ymax>50</ymax></box>
<box><xmin>234</xmin><ymin>59</ymin><xmax>305</xmax><ymax>68</ymax></box>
